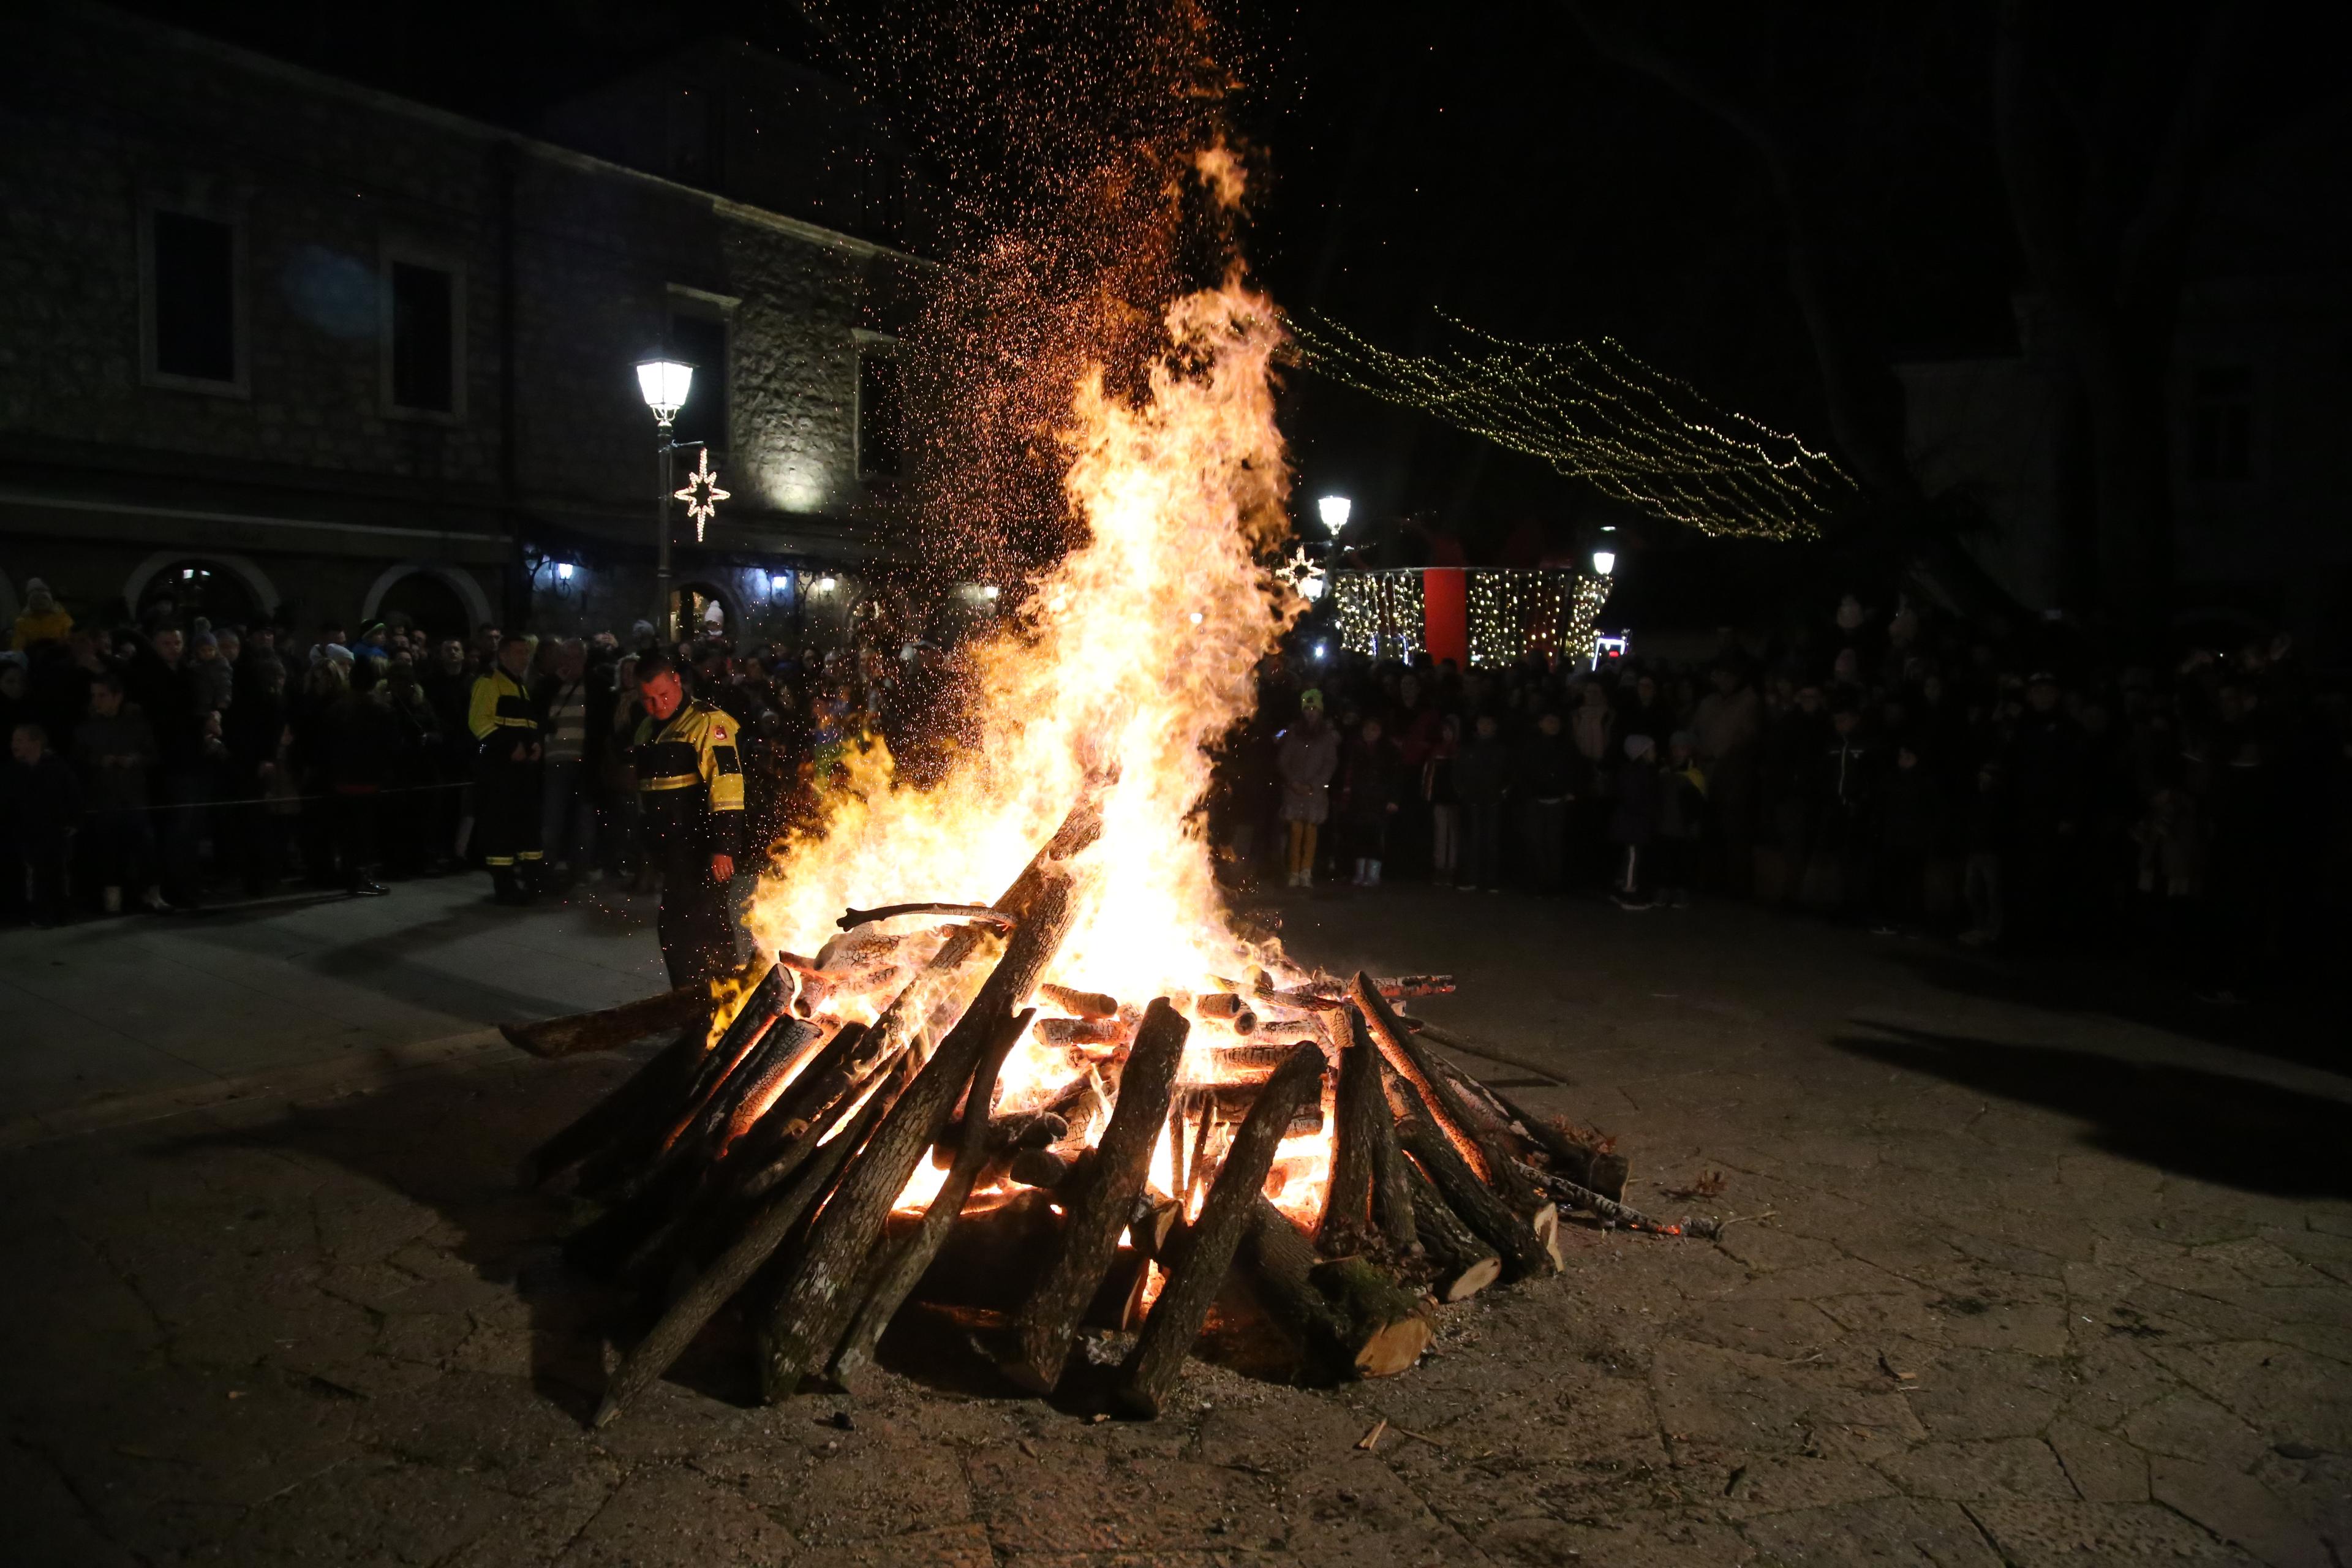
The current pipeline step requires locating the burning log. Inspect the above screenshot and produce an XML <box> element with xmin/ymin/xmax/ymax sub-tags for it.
<box><xmin>1116</xmin><ymin>1043</ymin><xmax>1324</xmax><ymax>1418</ymax></box>
<box><xmin>1317</xmin><ymin>1009</ymin><xmax>1381</xmax><ymax>1254</ymax></box>
<box><xmin>500</xmin><ymin>957</ymin><xmax>767</xmax><ymax>1059</ymax></box>
<box><xmin>933</xmin><ymin>1109</ymin><xmax>1066</xmax><ymax>1166</ymax></box>
<box><xmin>1394</xmin><ymin>1095</ymin><xmax>1554</xmax><ymax>1282</ymax></box>
<box><xmin>837</xmin><ymin>902</ymin><xmax>1017</xmax><ymax>933</ymax></box>
<box><xmin>517</xmin><ymin>1022</ymin><xmax>707</xmax><ymax>1191</ymax></box>
<box><xmin>1354</xmin><ymin>973</ymin><xmax>1496</xmax><ymax>1185</ymax></box>
<box><xmin>1190</xmin><ymin>1083</ymin><xmax>1324</xmax><ymax>1136</ymax></box>
<box><xmin>829</xmin><ymin>1007</ymin><xmax>1036</xmax><ymax>1389</ymax></box>
<box><xmin>1488</xmin><ymin>1088</ymin><xmax>1629</xmax><ymax>1204</ymax></box>
<box><xmin>1037</xmin><ymin>1016</ymin><xmax>1123</xmax><ymax>1047</ymax></box>
<box><xmin>1039</xmin><ymin>983</ymin><xmax>1120</xmax><ymax>1019</ymax></box>
<box><xmin>1188</xmin><ymin>991</ymin><xmax>1261</xmax><ymax>1036</ymax></box>
<box><xmin>1007</xmin><ymin>1144</ymin><xmax>1097</xmax><ymax>1191</ymax></box>
<box><xmin>592</xmin><ymin>1052</ymin><xmax>902</xmax><ymax>1429</ymax></box>
<box><xmin>758</xmin><ymin>869</ymin><xmax>1082</xmax><ymax>1401</ymax></box>
<box><xmin>1200</xmin><ymin>1042</ymin><xmax>1311</xmax><ymax>1074</ymax></box>
<box><xmin>1403</xmin><ymin>1161</ymin><xmax>1502</xmax><ymax>1301</ymax></box>
<box><xmin>1003</xmin><ymin>998</ymin><xmax>1192</xmax><ymax>1393</ymax></box>
<box><xmin>1245</xmin><ymin>1200</ymin><xmax>1430</xmax><ymax>1379</ymax></box>
<box><xmin>895</xmin><ymin>1189</ymin><xmax>1067</xmax><ymax>1310</ymax></box>
<box><xmin>1300</xmin><ymin>974</ymin><xmax>1457</xmax><ymax>1002</ymax></box>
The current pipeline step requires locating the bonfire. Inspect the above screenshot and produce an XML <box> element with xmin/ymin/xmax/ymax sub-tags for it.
<box><xmin>505</xmin><ymin>274</ymin><xmax>1707</xmax><ymax>1425</ymax></box>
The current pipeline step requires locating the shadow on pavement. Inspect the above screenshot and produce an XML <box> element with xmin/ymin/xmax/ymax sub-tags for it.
<box><xmin>1831</xmin><ymin>1021</ymin><xmax>2352</xmax><ymax>1199</ymax></box>
<box><xmin>1882</xmin><ymin>942</ymin><xmax>2349</xmax><ymax>1069</ymax></box>
<box><xmin>158</xmin><ymin>1060</ymin><xmax>631</xmax><ymax>1423</ymax></box>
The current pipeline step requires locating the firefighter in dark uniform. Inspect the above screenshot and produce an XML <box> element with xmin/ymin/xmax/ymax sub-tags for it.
<box><xmin>469</xmin><ymin>633</ymin><xmax>544</xmax><ymax>904</ymax></box>
<box><xmin>630</xmin><ymin>652</ymin><xmax>744</xmax><ymax>985</ymax></box>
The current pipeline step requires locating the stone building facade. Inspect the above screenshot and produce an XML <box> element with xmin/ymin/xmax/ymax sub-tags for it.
<box><xmin>0</xmin><ymin>1</ymin><xmax>932</xmax><ymax>648</ymax></box>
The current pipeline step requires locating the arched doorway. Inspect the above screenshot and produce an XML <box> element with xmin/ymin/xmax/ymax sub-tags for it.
<box><xmin>375</xmin><ymin>570</ymin><xmax>472</xmax><ymax>642</ymax></box>
<box><xmin>360</xmin><ymin>561</ymin><xmax>493</xmax><ymax>643</ymax></box>
<box><xmin>136</xmin><ymin>558</ymin><xmax>262</xmax><ymax>627</ymax></box>
<box><xmin>669</xmin><ymin>582</ymin><xmax>733</xmax><ymax>643</ymax></box>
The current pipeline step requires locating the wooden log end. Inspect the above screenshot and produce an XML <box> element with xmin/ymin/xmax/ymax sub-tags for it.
<box><xmin>1532</xmin><ymin>1203</ymin><xmax>1566</xmax><ymax>1272</ymax></box>
<box><xmin>1438</xmin><ymin>1256</ymin><xmax>1503</xmax><ymax>1303</ymax></box>
<box><xmin>1352</xmin><ymin>1315</ymin><xmax>1433</xmax><ymax>1379</ymax></box>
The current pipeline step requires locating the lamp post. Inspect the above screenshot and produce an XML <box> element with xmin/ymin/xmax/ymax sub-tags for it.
<box><xmin>1591</xmin><ymin>548</ymin><xmax>1616</xmax><ymax>577</ymax></box>
<box><xmin>1316</xmin><ymin>494</ymin><xmax>1351</xmax><ymax>537</ymax></box>
<box><xmin>635</xmin><ymin>358</ymin><xmax>694</xmax><ymax>636</ymax></box>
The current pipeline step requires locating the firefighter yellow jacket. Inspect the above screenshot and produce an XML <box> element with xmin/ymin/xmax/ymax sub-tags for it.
<box><xmin>467</xmin><ymin>667</ymin><xmax>538</xmax><ymax>746</ymax></box>
<box><xmin>633</xmin><ymin>698</ymin><xmax>744</xmax><ymax>855</ymax></box>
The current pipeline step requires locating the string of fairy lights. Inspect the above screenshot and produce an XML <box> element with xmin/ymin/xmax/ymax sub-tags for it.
<box><xmin>1330</xmin><ymin>570</ymin><xmax>1427</xmax><ymax>662</ymax></box>
<box><xmin>1287</xmin><ymin>313</ymin><xmax>1855</xmax><ymax>541</ymax></box>
<box><xmin>1332</xmin><ymin>568</ymin><xmax>1612</xmax><ymax>669</ymax></box>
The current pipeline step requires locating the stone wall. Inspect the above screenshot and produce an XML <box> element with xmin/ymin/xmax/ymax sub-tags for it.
<box><xmin>0</xmin><ymin>1</ymin><xmax>924</xmax><ymax>637</ymax></box>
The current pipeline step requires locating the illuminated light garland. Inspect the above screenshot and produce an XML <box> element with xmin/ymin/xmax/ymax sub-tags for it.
<box><xmin>1331</xmin><ymin>570</ymin><xmax>1426</xmax><ymax>661</ymax></box>
<box><xmin>1288</xmin><ymin>314</ymin><xmax>1854</xmax><ymax>541</ymax></box>
<box><xmin>1332</xmin><ymin>568</ymin><xmax>1611</xmax><ymax>668</ymax></box>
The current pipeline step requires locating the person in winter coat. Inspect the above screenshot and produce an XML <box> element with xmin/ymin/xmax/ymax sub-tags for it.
<box><xmin>1872</xmin><ymin>742</ymin><xmax>1947</xmax><ymax>933</ymax></box>
<box><xmin>1814</xmin><ymin>698</ymin><xmax>1877</xmax><ymax>915</ymax></box>
<box><xmin>324</xmin><ymin>658</ymin><xmax>406</xmax><ymax>895</ymax></box>
<box><xmin>6</xmin><ymin>722</ymin><xmax>80</xmax><ymax>925</ymax></box>
<box><xmin>222</xmin><ymin>654</ymin><xmax>292</xmax><ymax>892</ymax></box>
<box><xmin>1517</xmin><ymin>710</ymin><xmax>1578</xmax><ymax>891</ymax></box>
<box><xmin>1452</xmin><ymin>712</ymin><xmax>1513</xmax><ymax>892</ymax></box>
<box><xmin>1959</xmin><ymin>760</ymin><xmax>2008</xmax><ymax>948</ymax></box>
<box><xmin>1340</xmin><ymin>717</ymin><xmax>1405</xmax><ymax>887</ymax></box>
<box><xmin>72</xmin><ymin>673</ymin><xmax>166</xmax><ymax>915</ymax></box>
<box><xmin>1275</xmin><ymin>690</ymin><xmax>1340</xmax><ymax>888</ymax></box>
<box><xmin>1654</xmin><ymin>731</ymin><xmax>1709</xmax><ymax>909</ymax></box>
<box><xmin>1610</xmin><ymin>733</ymin><xmax>1663</xmax><ymax>908</ymax></box>
<box><xmin>10</xmin><ymin>578</ymin><xmax>72</xmax><ymax>652</ymax></box>
<box><xmin>1422</xmin><ymin>714</ymin><xmax>1463</xmax><ymax>886</ymax></box>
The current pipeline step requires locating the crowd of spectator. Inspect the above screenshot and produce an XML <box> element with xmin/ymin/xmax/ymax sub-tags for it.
<box><xmin>1</xmin><ymin>578</ymin><xmax>938</xmax><ymax>927</ymax></box>
<box><xmin>1218</xmin><ymin>594</ymin><xmax>2349</xmax><ymax>1005</ymax></box>
<box><xmin>10</xmin><ymin>572</ymin><xmax>2347</xmax><ymax>1006</ymax></box>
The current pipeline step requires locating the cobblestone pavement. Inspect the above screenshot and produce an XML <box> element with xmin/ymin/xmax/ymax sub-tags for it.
<box><xmin>2</xmin><ymin>888</ymin><xmax>2347</xmax><ymax>1567</ymax></box>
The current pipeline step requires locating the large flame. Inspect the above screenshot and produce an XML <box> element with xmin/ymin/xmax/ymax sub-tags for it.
<box><xmin>747</xmin><ymin>276</ymin><xmax>1294</xmax><ymax>1005</ymax></box>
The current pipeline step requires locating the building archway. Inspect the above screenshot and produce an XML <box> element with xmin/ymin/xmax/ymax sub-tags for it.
<box><xmin>361</xmin><ymin>561</ymin><xmax>493</xmax><ymax>640</ymax></box>
<box><xmin>668</xmin><ymin>580</ymin><xmax>737</xmax><ymax>643</ymax></box>
<box><xmin>126</xmin><ymin>552</ymin><xmax>278</xmax><ymax>627</ymax></box>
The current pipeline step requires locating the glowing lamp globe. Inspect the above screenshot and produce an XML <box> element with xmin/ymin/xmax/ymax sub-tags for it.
<box><xmin>1591</xmin><ymin>549</ymin><xmax>1616</xmax><ymax>577</ymax></box>
<box><xmin>1316</xmin><ymin>495</ymin><xmax>1352</xmax><ymax>536</ymax></box>
<box><xmin>635</xmin><ymin>359</ymin><xmax>694</xmax><ymax>426</ymax></box>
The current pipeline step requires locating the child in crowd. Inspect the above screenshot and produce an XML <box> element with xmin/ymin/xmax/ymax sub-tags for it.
<box><xmin>6</xmin><ymin>722</ymin><xmax>80</xmax><ymax>925</ymax></box>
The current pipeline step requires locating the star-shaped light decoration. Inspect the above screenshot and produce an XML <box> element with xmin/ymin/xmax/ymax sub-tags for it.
<box><xmin>1273</xmin><ymin>543</ymin><xmax>1327</xmax><ymax>602</ymax></box>
<box><xmin>673</xmin><ymin>448</ymin><xmax>731</xmax><ymax>541</ymax></box>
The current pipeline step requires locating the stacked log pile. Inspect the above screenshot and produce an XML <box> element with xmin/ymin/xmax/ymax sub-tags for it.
<box><xmin>514</xmin><ymin>807</ymin><xmax>1711</xmax><ymax>1425</ymax></box>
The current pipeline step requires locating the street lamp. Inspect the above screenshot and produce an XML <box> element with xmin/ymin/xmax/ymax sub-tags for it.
<box><xmin>1316</xmin><ymin>495</ymin><xmax>1351</xmax><ymax>537</ymax></box>
<box><xmin>636</xmin><ymin>358</ymin><xmax>695</xmax><ymax>632</ymax></box>
<box><xmin>1591</xmin><ymin>548</ymin><xmax>1616</xmax><ymax>577</ymax></box>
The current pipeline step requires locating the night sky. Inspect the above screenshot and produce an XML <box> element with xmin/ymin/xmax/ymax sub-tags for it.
<box><xmin>115</xmin><ymin>0</ymin><xmax>2345</xmax><ymax>595</ymax></box>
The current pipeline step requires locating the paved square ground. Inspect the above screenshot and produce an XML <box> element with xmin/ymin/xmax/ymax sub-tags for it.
<box><xmin>2</xmin><ymin>883</ymin><xmax>2346</xmax><ymax>1567</ymax></box>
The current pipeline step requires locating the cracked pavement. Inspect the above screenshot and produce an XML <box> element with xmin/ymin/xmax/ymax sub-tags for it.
<box><xmin>2</xmin><ymin>885</ymin><xmax>2347</xmax><ymax>1566</ymax></box>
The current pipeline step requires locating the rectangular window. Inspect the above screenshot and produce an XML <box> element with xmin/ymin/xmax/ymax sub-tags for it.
<box><xmin>390</xmin><ymin>262</ymin><xmax>457</xmax><ymax>413</ymax></box>
<box><xmin>858</xmin><ymin>350</ymin><xmax>904</xmax><ymax>479</ymax></box>
<box><xmin>150</xmin><ymin>210</ymin><xmax>237</xmax><ymax>383</ymax></box>
<box><xmin>2190</xmin><ymin>366</ymin><xmax>2253</xmax><ymax>484</ymax></box>
<box><xmin>669</xmin><ymin>312</ymin><xmax>728</xmax><ymax>451</ymax></box>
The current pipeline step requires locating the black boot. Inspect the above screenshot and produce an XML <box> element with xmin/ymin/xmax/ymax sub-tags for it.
<box><xmin>491</xmin><ymin>865</ymin><xmax>524</xmax><ymax>905</ymax></box>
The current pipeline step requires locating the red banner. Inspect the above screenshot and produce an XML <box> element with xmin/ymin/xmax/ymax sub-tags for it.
<box><xmin>1422</xmin><ymin>568</ymin><xmax>1468</xmax><ymax>669</ymax></box>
